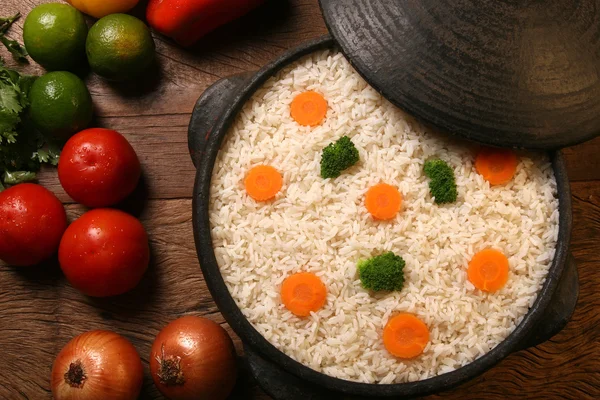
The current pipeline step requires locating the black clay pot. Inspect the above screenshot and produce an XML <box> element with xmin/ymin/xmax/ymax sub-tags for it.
<box><xmin>188</xmin><ymin>36</ymin><xmax>579</xmax><ymax>400</ymax></box>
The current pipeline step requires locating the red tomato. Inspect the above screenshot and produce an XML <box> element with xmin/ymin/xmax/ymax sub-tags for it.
<box><xmin>0</xmin><ymin>184</ymin><xmax>67</xmax><ymax>266</ymax></box>
<box><xmin>58</xmin><ymin>128</ymin><xmax>141</xmax><ymax>208</ymax></box>
<box><xmin>58</xmin><ymin>208</ymin><xmax>149</xmax><ymax>297</ymax></box>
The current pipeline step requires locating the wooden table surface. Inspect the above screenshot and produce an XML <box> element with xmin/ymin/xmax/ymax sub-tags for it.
<box><xmin>1</xmin><ymin>1</ymin><xmax>599</xmax><ymax>399</ymax></box>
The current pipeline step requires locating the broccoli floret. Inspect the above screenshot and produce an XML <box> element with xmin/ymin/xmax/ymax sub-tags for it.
<box><xmin>320</xmin><ymin>136</ymin><xmax>359</xmax><ymax>179</ymax></box>
<box><xmin>358</xmin><ymin>252</ymin><xmax>405</xmax><ymax>292</ymax></box>
<box><xmin>423</xmin><ymin>159</ymin><xmax>458</xmax><ymax>204</ymax></box>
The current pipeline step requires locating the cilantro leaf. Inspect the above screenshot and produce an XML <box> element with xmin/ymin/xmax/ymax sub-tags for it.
<box><xmin>0</xmin><ymin>36</ymin><xmax>28</xmax><ymax>63</ymax></box>
<box><xmin>16</xmin><ymin>74</ymin><xmax>35</xmax><ymax>105</ymax></box>
<box><xmin>33</xmin><ymin>141</ymin><xmax>61</xmax><ymax>166</ymax></box>
<box><xmin>0</xmin><ymin>84</ymin><xmax>22</xmax><ymax>114</ymax></box>
<box><xmin>3</xmin><ymin>170</ymin><xmax>36</xmax><ymax>185</ymax></box>
<box><xmin>0</xmin><ymin>13</ymin><xmax>61</xmax><ymax>189</ymax></box>
<box><xmin>0</xmin><ymin>107</ymin><xmax>19</xmax><ymax>143</ymax></box>
<box><xmin>0</xmin><ymin>13</ymin><xmax>28</xmax><ymax>63</ymax></box>
<box><xmin>0</xmin><ymin>62</ymin><xmax>24</xmax><ymax>145</ymax></box>
<box><xmin>0</xmin><ymin>13</ymin><xmax>20</xmax><ymax>34</ymax></box>
<box><xmin>0</xmin><ymin>55</ymin><xmax>54</xmax><ymax>187</ymax></box>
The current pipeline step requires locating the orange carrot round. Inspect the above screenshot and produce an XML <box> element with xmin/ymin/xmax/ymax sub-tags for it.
<box><xmin>467</xmin><ymin>249</ymin><xmax>509</xmax><ymax>292</ymax></box>
<box><xmin>281</xmin><ymin>272</ymin><xmax>327</xmax><ymax>317</ymax></box>
<box><xmin>383</xmin><ymin>313</ymin><xmax>430</xmax><ymax>358</ymax></box>
<box><xmin>475</xmin><ymin>148</ymin><xmax>518</xmax><ymax>185</ymax></box>
<box><xmin>290</xmin><ymin>91</ymin><xmax>328</xmax><ymax>127</ymax></box>
<box><xmin>244</xmin><ymin>165</ymin><xmax>283</xmax><ymax>202</ymax></box>
<box><xmin>365</xmin><ymin>183</ymin><xmax>402</xmax><ymax>220</ymax></box>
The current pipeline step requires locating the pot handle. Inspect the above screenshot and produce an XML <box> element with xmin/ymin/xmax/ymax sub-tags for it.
<box><xmin>188</xmin><ymin>73</ymin><xmax>254</xmax><ymax>168</ymax></box>
<box><xmin>516</xmin><ymin>253</ymin><xmax>579</xmax><ymax>351</ymax></box>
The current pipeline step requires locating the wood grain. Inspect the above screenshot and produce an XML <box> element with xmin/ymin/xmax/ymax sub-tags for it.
<box><xmin>1</xmin><ymin>1</ymin><xmax>599</xmax><ymax>399</ymax></box>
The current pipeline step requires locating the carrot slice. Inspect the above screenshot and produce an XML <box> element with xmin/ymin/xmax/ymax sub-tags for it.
<box><xmin>475</xmin><ymin>148</ymin><xmax>518</xmax><ymax>185</ymax></box>
<box><xmin>383</xmin><ymin>313</ymin><xmax>430</xmax><ymax>358</ymax></box>
<box><xmin>467</xmin><ymin>249</ymin><xmax>509</xmax><ymax>292</ymax></box>
<box><xmin>365</xmin><ymin>183</ymin><xmax>402</xmax><ymax>220</ymax></box>
<box><xmin>244</xmin><ymin>165</ymin><xmax>283</xmax><ymax>202</ymax></box>
<box><xmin>290</xmin><ymin>91</ymin><xmax>328</xmax><ymax>126</ymax></box>
<box><xmin>281</xmin><ymin>272</ymin><xmax>327</xmax><ymax>317</ymax></box>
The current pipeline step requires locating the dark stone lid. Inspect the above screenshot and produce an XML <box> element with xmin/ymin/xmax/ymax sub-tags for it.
<box><xmin>319</xmin><ymin>0</ymin><xmax>600</xmax><ymax>149</ymax></box>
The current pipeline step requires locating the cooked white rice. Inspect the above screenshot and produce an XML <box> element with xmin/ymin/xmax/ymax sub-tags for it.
<box><xmin>209</xmin><ymin>50</ymin><xmax>559</xmax><ymax>384</ymax></box>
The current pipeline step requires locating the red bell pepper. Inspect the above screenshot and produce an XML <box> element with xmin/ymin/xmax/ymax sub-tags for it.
<box><xmin>147</xmin><ymin>0</ymin><xmax>266</xmax><ymax>47</ymax></box>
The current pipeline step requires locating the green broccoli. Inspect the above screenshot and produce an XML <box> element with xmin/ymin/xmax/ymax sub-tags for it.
<box><xmin>320</xmin><ymin>136</ymin><xmax>359</xmax><ymax>179</ymax></box>
<box><xmin>358</xmin><ymin>252</ymin><xmax>405</xmax><ymax>292</ymax></box>
<box><xmin>423</xmin><ymin>159</ymin><xmax>458</xmax><ymax>204</ymax></box>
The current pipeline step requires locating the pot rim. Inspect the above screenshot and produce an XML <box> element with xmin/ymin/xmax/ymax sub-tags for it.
<box><xmin>192</xmin><ymin>35</ymin><xmax>573</xmax><ymax>398</ymax></box>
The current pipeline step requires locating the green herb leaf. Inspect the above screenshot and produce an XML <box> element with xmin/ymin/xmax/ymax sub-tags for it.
<box><xmin>0</xmin><ymin>63</ymin><xmax>24</xmax><ymax>146</ymax></box>
<box><xmin>3</xmin><ymin>170</ymin><xmax>36</xmax><ymax>185</ymax></box>
<box><xmin>0</xmin><ymin>36</ymin><xmax>28</xmax><ymax>63</ymax></box>
<box><xmin>0</xmin><ymin>13</ymin><xmax>20</xmax><ymax>34</ymax></box>
<box><xmin>0</xmin><ymin>49</ymin><xmax>57</xmax><ymax>189</ymax></box>
<box><xmin>0</xmin><ymin>13</ymin><xmax>28</xmax><ymax>63</ymax></box>
<box><xmin>0</xmin><ymin>84</ymin><xmax>22</xmax><ymax>114</ymax></box>
<box><xmin>16</xmin><ymin>74</ymin><xmax>35</xmax><ymax>105</ymax></box>
<box><xmin>0</xmin><ymin>107</ymin><xmax>20</xmax><ymax>143</ymax></box>
<box><xmin>33</xmin><ymin>141</ymin><xmax>61</xmax><ymax>166</ymax></box>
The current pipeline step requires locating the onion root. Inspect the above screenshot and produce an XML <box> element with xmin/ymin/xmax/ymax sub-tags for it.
<box><xmin>64</xmin><ymin>360</ymin><xmax>87</xmax><ymax>388</ymax></box>
<box><xmin>156</xmin><ymin>344</ymin><xmax>185</xmax><ymax>386</ymax></box>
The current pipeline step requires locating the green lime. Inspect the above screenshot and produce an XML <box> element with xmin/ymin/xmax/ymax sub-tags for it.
<box><xmin>29</xmin><ymin>71</ymin><xmax>93</xmax><ymax>140</ymax></box>
<box><xmin>23</xmin><ymin>3</ymin><xmax>88</xmax><ymax>71</ymax></box>
<box><xmin>86</xmin><ymin>14</ymin><xmax>155</xmax><ymax>81</ymax></box>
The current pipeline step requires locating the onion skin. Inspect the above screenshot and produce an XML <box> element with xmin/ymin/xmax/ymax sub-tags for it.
<box><xmin>150</xmin><ymin>316</ymin><xmax>238</xmax><ymax>400</ymax></box>
<box><xmin>51</xmin><ymin>330</ymin><xmax>143</xmax><ymax>400</ymax></box>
